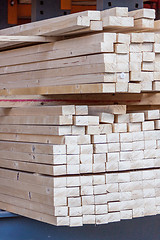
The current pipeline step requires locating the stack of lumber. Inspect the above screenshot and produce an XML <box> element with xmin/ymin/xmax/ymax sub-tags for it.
<box><xmin>0</xmin><ymin>104</ymin><xmax>160</xmax><ymax>226</ymax></box>
<box><xmin>0</xmin><ymin>7</ymin><xmax>159</xmax><ymax>95</ymax></box>
<box><xmin>2</xmin><ymin>31</ymin><xmax>160</xmax><ymax>94</ymax></box>
<box><xmin>1</xmin><ymin>7</ymin><xmax>160</xmax><ymax>227</ymax></box>
<box><xmin>0</xmin><ymin>7</ymin><xmax>155</xmax><ymax>40</ymax></box>
<box><xmin>0</xmin><ymin>8</ymin><xmax>155</xmax><ymax>51</ymax></box>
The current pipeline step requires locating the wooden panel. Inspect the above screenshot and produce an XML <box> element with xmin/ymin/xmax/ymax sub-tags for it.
<box><xmin>71</xmin><ymin>5</ymin><xmax>96</xmax><ymax>13</ymax></box>
<box><xmin>17</xmin><ymin>4</ymin><xmax>31</xmax><ymax>18</ymax></box>
<box><xmin>8</xmin><ymin>0</ymin><xmax>18</xmax><ymax>24</ymax></box>
<box><xmin>71</xmin><ymin>0</ymin><xmax>96</xmax><ymax>13</ymax></box>
<box><xmin>61</xmin><ymin>0</ymin><xmax>71</xmax><ymax>10</ymax></box>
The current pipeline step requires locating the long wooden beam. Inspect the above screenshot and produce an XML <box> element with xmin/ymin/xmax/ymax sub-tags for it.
<box><xmin>0</xmin><ymin>36</ymin><xmax>56</xmax><ymax>42</ymax></box>
<box><xmin>0</xmin><ymin>92</ymin><xmax>160</xmax><ymax>106</ymax></box>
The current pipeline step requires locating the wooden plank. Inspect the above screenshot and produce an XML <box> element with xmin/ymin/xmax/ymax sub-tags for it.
<box><xmin>0</xmin><ymin>201</ymin><xmax>62</xmax><ymax>226</ymax></box>
<box><xmin>0</xmin><ymin>175</ymin><xmax>54</xmax><ymax>196</ymax></box>
<box><xmin>128</xmin><ymin>9</ymin><xmax>155</xmax><ymax>20</ymax></box>
<box><xmin>0</xmin><ymin>11</ymin><xmax>100</xmax><ymax>39</ymax></box>
<box><xmin>0</xmin><ymin>64</ymin><xmax>117</xmax><ymax>89</ymax></box>
<box><xmin>0</xmin><ymin>150</ymin><xmax>66</xmax><ymax>165</ymax></box>
<box><xmin>59</xmin><ymin>20</ymin><xmax>103</xmax><ymax>36</ymax></box>
<box><xmin>0</xmin><ymin>54</ymin><xmax>116</xmax><ymax>75</ymax></box>
<box><xmin>134</xmin><ymin>19</ymin><xmax>154</xmax><ymax>30</ymax></box>
<box><xmin>0</xmin><ymin>36</ymin><xmax>55</xmax><ymax>42</ymax></box>
<box><xmin>88</xmin><ymin>105</ymin><xmax>126</xmax><ymax>114</ymax></box>
<box><xmin>0</xmin><ymin>96</ymin><xmax>67</xmax><ymax>108</ymax></box>
<box><xmin>0</xmin><ymin>105</ymin><xmax>75</xmax><ymax>116</ymax></box>
<box><xmin>101</xmin><ymin>7</ymin><xmax>128</xmax><ymax>18</ymax></box>
<box><xmin>0</xmin><ymin>168</ymin><xmax>66</xmax><ymax>188</ymax></box>
<box><xmin>0</xmin><ymin>184</ymin><xmax>55</xmax><ymax>206</ymax></box>
<box><xmin>102</xmin><ymin>16</ymin><xmax>134</xmax><ymax>29</ymax></box>
<box><xmin>0</xmin><ymin>158</ymin><xmax>65</xmax><ymax>176</ymax></box>
<box><xmin>0</xmin><ymin>83</ymin><xmax>117</xmax><ymax>96</ymax></box>
<box><xmin>0</xmin><ymin>75</ymin><xmax>116</xmax><ymax>92</ymax></box>
<box><xmin>0</xmin><ymin>10</ymin><xmax>101</xmax><ymax>49</ymax></box>
<box><xmin>0</xmin><ymin>42</ymin><xmax>113</xmax><ymax>68</ymax></box>
<box><xmin>0</xmin><ymin>141</ymin><xmax>66</xmax><ymax>154</ymax></box>
<box><xmin>0</xmin><ymin>133</ymin><xmax>65</xmax><ymax>144</ymax></box>
<box><xmin>0</xmin><ymin>33</ymin><xmax>116</xmax><ymax>61</ymax></box>
<box><xmin>0</xmin><ymin>93</ymin><xmax>159</xmax><ymax>106</ymax></box>
<box><xmin>0</xmin><ymin>115</ymin><xmax>73</xmax><ymax>125</ymax></box>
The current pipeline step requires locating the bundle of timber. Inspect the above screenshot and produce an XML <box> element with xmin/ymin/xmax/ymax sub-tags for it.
<box><xmin>0</xmin><ymin>7</ymin><xmax>160</xmax><ymax>95</ymax></box>
<box><xmin>0</xmin><ymin>104</ymin><xmax>160</xmax><ymax>226</ymax></box>
<box><xmin>2</xmin><ymin>31</ymin><xmax>160</xmax><ymax>94</ymax></box>
<box><xmin>0</xmin><ymin>8</ymin><xmax>155</xmax><ymax>40</ymax></box>
<box><xmin>1</xmin><ymin>6</ymin><xmax>160</xmax><ymax>227</ymax></box>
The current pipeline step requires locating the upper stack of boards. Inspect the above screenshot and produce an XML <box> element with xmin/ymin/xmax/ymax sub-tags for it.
<box><xmin>0</xmin><ymin>7</ymin><xmax>160</xmax><ymax>95</ymax></box>
<box><xmin>1</xmin><ymin>105</ymin><xmax>160</xmax><ymax>226</ymax></box>
<box><xmin>1</xmin><ymin>31</ymin><xmax>160</xmax><ymax>94</ymax></box>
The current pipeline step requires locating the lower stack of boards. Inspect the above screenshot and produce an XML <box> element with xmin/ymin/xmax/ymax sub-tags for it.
<box><xmin>0</xmin><ymin>105</ymin><xmax>160</xmax><ymax>226</ymax></box>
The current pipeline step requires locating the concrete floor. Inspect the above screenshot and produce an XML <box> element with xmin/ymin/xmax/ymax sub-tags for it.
<box><xmin>0</xmin><ymin>214</ymin><xmax>160</xmax><ymax>240</ymax></box>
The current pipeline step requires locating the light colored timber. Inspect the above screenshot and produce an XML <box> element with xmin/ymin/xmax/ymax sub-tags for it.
<box><xmin>141</xmin><ymin>19</ymin><xmax>160</xmax><ymax>32</ymax></box>
<box><xmin>0</xmin><ymin>168</ymin><xmax>66</xmax><ymax>188</ymax></box>
<box><xmin>102</xmin><ymin>16</ymin><xmax>134</xmax><ymax>29</ymax></box>
<box><xmin>0</xmin><ymin>36</ymin><xmax>55</xmax><ymax>42</ymax></box>
<box><xmin>0</xmin><ymin>54</ymin><xmax>116</xmax><ymax>75</ymax></box>
<box><xmin>75</xmin><ymin>106</ymin><xmax>88</xmax><ymax>115</ymax></box>
<box><xmin>0</xmin><ymin>141</ymin><xmax>66</xmax><ymax>154</ymax></box>
<box><xmin>0</xmin><ymin>43</ymin><xmax>114</xmax><ymax>68</ymax></box>
<box><xmin>0</xmin><ymin>182</ymin><xmax>67</xmax><ymax>208</ymax></box>
<box><xmin>0</xmin><ymin>133</ymin><xmax>66</xmax><ymax>144</ymax></box>
<box><xmin>101</xmin><ymin>7</ymin><xmax>128</xmax><ymax>18</ymax></box>
<box><xmin>0</xmin><ymin>101</ymin><xmax>60</xmax><ymax>108</ymax></box>
<box><xmin>0</xmin><ymin>11</ymin><xmax>100</xmax><ymax>36</ymax></box>
<box><xmin>0</xmin><ymin>64</ymin><xmax>116</xmax><ymax>89</ymax></box>
<box><xmin>0</xmin><ymin>33</ymin><xmax>116</xmax><ymax>61</ymax></box>
<box><xmin>0</xmin><ymin>150</ymin><xmax>66</xmax><ymax>165</ymax></box>
<box><xmin>153</xmin><ymin>20</ymin><xmax>160</xmax><ymax>32</ymax></box>
<box><xmin>0</xmin><ymin>176</ymin><xmax>54</xmax><ymax>196</ymax></box>
<box><xmin>0</xmin><ymin>190</ymin><xmax>70</xmax><ymax>225</ymax></box>
<box><xmin>0</xmin><ymin>184</ymin><xmax>55</xmax><ymax>206</ymax></box>
<box><xmin>134</xmin><ymin>19</ymin><xmax>154</xmax><ymax>29</ymax></box>
<box><xmin>0</xmin><ymin>11</ymin><xmax>100</xmax><ymax>49</ymax></box>
<box><xmin>0</xmin><ymin>83</ymin><xmax>117</xmax><ymax>96</ymax></box>
<box><xmin>0</xmin><ymin>115</ymin><xmax>72</xmax><ymax>125</ymax></box>
<box><xmin>1</xmin><ymin>16</ymin><xmax>91</xmax><ymax>38</ymax></box>
<box><xmin>128</xmin><ymin>8</ymin><xmax>155</xmax><ymax>19</ymax></box>
<box><xmin>0</xmin><ymin>105</ymin><xmax>75</xmax><ymax>116</ymax></box>
<box><xmin>59</xmin><ymin>20</ymin><xmax>103</xmax><ymax>36</ymax></box>
<box><xmin>88</xmin><ymin>105</ymin><xmax>126</xmax><ymax>114</ymax></box>
<box><xmin>0</xmin><ymin>93</ymin><xmax>160</xmax><ymax>106</ymax></box>
<box><xmin>0</xmin><ymin>201</ymin><xmax>64</xmax><ymax>226</ymax></box>
<box><xmin>116</xmin><ymin>33</ymin><xmax>130</xmax><ymax>44</ymax></box>
<box><xmin>0</xmin><ymin>74</ymin><xmax>116</xmax><ymax>91</ymax></box>
<box><xmin>0</xmin><ymin>159</ymin><xmax>64</xmax><ymax>176</ymax></box>
<box><xmin>0</xmin><ymin>95</ymin><xmax>64</xmax><ymax>108</ymax></box>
